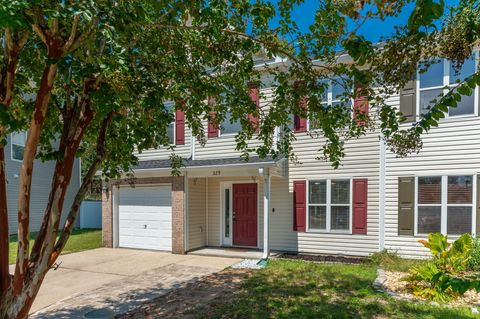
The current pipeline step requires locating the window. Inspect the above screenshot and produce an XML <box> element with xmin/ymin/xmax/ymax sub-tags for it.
<box><xmin>418</xmin><ymin>53</ymin><xmax>478</xmax><ymax>117</ymax></box>
<box><xmin>165</xmin><ymin>103</ymin><xmax>175</xmax><ymax>144</ymax></box>
<box><xmin>220</xmin><ymin>111</ymin><xmax>242</xmax><ymax>135</ymax></box>
<box><xmin>224</xmin><ymin>188</ymin><xmax>230</xmax><ymax>238</ymax></box>
<box><xmin>308</xmin><ymin>179</ymin><xmax>351</xmax><ymax>232</ymax></box>
<box><xmin>311</xmin><ymin>78</ymin><xmax>352</xmax><ymax>129</ymax></box>
<box><xmin>11</xmin><ymin>131</ymin><xmax>27</xmax><ymax>161</ymax></box>
<box><xmin>416</xmin><ymin>175</ymin><xmax>474</xmax><ymax>235</ymax></box>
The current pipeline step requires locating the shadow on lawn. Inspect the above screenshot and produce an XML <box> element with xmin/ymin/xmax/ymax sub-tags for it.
<box><xmin>193</xmin><ymin>260</ymin><xmax>476</xmax><ymax>319</ymax></box>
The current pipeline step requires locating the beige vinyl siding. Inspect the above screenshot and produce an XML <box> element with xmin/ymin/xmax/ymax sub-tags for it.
<box><xmin>274</xmin><ymin>129</ymin><xmax>381</xmax><ymax>256</ymax></box>
<box><xmin>385</xmin><ymin>111</ymin><xmax>480</xmax><ymax>258</ymax></box>
<box><xmin>194</xmin><ymin>88</ymin><xmax>274</xmax><ymax>160</ymax></box>
<box><xmin>206</xmin><ymin>176</ymin><xmax>264</xmax><ymax>248</ymax></box>
<box><xmin>270</xmin><ymin>176</ymin><xmax>298</xmax><ymax>251</ymax></box>
<box><xmin>187</xmin><ymin>177</ymin><xmax>207</xmax><ymax>250</ymax></box>
<box><xmin>5</xmin><ymin>135</ymin><xmax>81</xmax><ymax>234</ymax></box>
<box><xmin>136</xmin><ymin>128</ymin><xmax>192</xmax><ymax>161</ymax></box>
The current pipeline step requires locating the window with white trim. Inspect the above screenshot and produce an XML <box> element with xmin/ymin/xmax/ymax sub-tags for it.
<box><xmin>310</xmin><ymin>78</ymin><xmax>352</xmax><ymax>129</ymax></box>
<box><xmin>418</xmin><ymin>52</ymin><xmax>479</xmax><ymax>117</ymax></box>
<box><xmin>308</xmin><ymin>179</ymin><xmax>351</xmax><ymax>232</ymax></box>
<box><xmin>165</xmin><ymin>102</ymin><xmax>175</xmax><ymax>144</ymax></box>
<box><xmin>220</xmin><ymin>110</ymin><xmax>242</xmax><ymax>135</ymax></box>
<box><xmin>416</xmin><ymin>175</ymin><xmax>474</xmax><ymax>235</ymax></box>
<box><xmin>11</xmin><ymin>131</ymin><xmax>27</xmax><ymax>161</ymax></box>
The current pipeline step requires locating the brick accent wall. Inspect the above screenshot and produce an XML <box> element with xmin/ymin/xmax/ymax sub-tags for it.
<box><xmin>172</xmin><ymin>176</ymin><xmax>186</xmax><ymax>254</ymax></box>
<box><xmin>102</xmin><ymin>182</ymin><xmax>113</xmax><ymax>248</ymax></box>
<box><xmin>101</xmin><ymin>176</ymin><xmax>186</xmax><ymax>254</ymax></box>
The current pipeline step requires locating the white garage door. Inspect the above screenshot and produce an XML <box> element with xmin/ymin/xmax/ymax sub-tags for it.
<box><xmin>118</xmin><ymin>185</ymin><xmax>172</xmax><ymax>251</ymax></box>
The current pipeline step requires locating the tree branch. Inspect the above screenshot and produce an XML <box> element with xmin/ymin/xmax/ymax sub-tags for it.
<box><xmin>64</xmin><ymin>14</ymin><xmax>80</xmax><ymax>52</ymax></box>
<box><xmin>67</xmin><ymin>17</ymin><xmax>100</xmax><ymax>53</ymax></box>
<box><xmin>50</xmin><ymin>112</ymin><xmax>114</xmax><ymax>264</ymax></box>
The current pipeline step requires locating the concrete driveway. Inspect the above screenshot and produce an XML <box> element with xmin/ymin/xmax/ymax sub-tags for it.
<box><xmin>28</xmin><ymin>248</ymin><xmax>241</xmax><ymax>318</ymax></box>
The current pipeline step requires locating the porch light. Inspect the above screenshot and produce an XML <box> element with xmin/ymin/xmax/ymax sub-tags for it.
<box><xmin>102</xmin><ymin>185</ymin><xmax>109</xmax><ymax>199</ymax></box>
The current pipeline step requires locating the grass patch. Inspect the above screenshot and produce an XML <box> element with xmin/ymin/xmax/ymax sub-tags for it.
<box><xmin>193</xmin><ymin>259</ymin><xmax>476</xmax><ymax>319</ymax></box>
<box><xmin>367</xmin><ymin>250</ymin><xmax>425</xmax><ymax>272</ymax></box>
<box><xmin>8</xmin><ymin>228</ymin><xmax>102</xmax><ymax>264</ymax></box>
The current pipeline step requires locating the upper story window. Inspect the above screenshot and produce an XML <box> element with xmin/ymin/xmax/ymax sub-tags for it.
<box><xmin>165</xmin><ymin>103</ymin><xmax>175</xmax><ymax>144</ymax></box>
<box><xmin>220</xmin><ymin>110</ymin><xmax>242</xmax><ymax>135</ymax></box>
<box><xmin>416</xmin><ymin>175</ymin><xmax>474</xmax><ymax>236</ymax></box>
<box><xmin>310</xmin><ymin>78</ymin><xmax>352</xmax><ymax>129</ymax></box>
<box><xmin>419</xmin><ymin>53</ymin><xmax>478</xmax><ymax>117</ymax></box>
<box><xmin>11</xmin><ymin>131</ymin><xmax>27</xmax><ymax>161</ymax></box>
<box><xmin>308</xmin><ymin>179</ymin><xmax>351</xmax><ymax>232</ymax></box>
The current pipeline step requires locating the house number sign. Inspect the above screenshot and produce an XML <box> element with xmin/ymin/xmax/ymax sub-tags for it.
<box><xmin>212</xmin><ymin>170</ymin><xmax>221</xmax><ymax>176</ymax></box>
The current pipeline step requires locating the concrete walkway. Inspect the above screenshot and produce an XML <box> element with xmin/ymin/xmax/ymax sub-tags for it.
<box><xmin>28</xmin><ymin>248</ymin><xmax>241</xmax><ymax>318</ymax></box>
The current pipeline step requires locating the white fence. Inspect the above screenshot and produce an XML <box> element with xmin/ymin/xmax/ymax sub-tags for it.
<box><xmin>79</xmin><ymin>200</ymin><xmax>102</xmax><ymax>229</ymax></box>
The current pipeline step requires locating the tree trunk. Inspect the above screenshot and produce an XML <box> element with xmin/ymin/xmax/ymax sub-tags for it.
<box><xmin>50</xmin><ymin>112</ymin><xmax>113</xmax><ymax>264</ymax></box>
<box><xmin>13</xmin><ymin>63</ymin><xmax>58</xmax><ymax>295</ymax></box>
<box><xmin>0</xmin><ymin>147</ymin><xmax>10</xmax><ymax>298</ymax></box>
<box><xmin>30</xmin><ymin>79</ymin><xmax>96</xmax><ymax>264</ymax></box>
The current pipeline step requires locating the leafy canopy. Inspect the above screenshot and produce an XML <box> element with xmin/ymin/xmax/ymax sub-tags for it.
<box><xmin>1</xmin><ymin>0</ymin><xmax>480</xmax><ymax>175</ymax></box>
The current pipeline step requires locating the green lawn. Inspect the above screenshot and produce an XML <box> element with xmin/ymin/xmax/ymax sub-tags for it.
<box><xmin>9</xmin><ymin>229</ymin><xmax>102</xmax><ymax>264</ymax></box>
<box><xmin>194</xmin><ymin>260</ymin><xmax>476</xmax><ymax>319</ymax></box>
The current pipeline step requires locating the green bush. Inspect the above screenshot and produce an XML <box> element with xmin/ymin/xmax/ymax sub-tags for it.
<box><xmin>467</xmin><ymin>236</ymin><xmax>480</xmax><ymax>271</ymax></box>
<box><xmin>368</xmin><ymin>250</ymin><xmax>424</xmax><ymax>272</ymax></box>
<box><xmin>404</xmin><ymin>233</ymin><xmax>480</xmax><ymax>302</ymax></box>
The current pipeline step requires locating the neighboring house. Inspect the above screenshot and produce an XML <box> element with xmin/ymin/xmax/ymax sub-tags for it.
<box><xmin>102</xmin><ymin>50</ymin><xmax>480</xmax><ymax>259</ymax></box>
<box><xmin>6</xmin><ymin>132</ymin><xmax>81</xmax><ymax>234</ymax></box>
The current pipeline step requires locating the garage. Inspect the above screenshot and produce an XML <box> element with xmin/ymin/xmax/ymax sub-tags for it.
<box><xmin>118</xmin><ymin>185</ymin><xmax>172</xmax><ymax>251</ymax></box>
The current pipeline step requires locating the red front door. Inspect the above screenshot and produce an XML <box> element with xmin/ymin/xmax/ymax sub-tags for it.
<box><xmin>233</xmin><ymin>183</ymin><xmax>258</xmax><ymax>247</ymax></box>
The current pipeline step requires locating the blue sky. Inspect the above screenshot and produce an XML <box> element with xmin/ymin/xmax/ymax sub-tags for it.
<box><xmin>272</xmin><ymin>0</ymin><xmax>459</xmax><ymax>43</ymax></box>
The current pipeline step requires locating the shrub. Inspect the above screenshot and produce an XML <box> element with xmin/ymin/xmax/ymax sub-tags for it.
<box><xmin>404</xmin><ymin>233</ymin><xmax>480</xmax><ymax>302</ymax></box>
<box><xmin>368</xmin><ymin>250</ymin><xmax>424</xmax><ymax>272</ymax></box>
<box><xmin>467</xmin><ymin>236</ymin><xmax>480</xmax><ymax>271</ymax></box>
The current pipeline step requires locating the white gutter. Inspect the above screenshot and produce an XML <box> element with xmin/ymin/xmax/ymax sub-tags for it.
<box><xmin>132</xmin><ymin>161</ymin><xmax>278</xmax><ymax>173</ymax></box>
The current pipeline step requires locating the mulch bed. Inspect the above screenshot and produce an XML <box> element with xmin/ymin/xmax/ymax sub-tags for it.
<box><xmin>277</xmin><ymin>252</ymin><xmax>366</xmax><ymax>264</ymax></box>
<box><xmin>116</xmin><ymin>268</ymin><xmax>252</xmax><ymax>319</ymax></box>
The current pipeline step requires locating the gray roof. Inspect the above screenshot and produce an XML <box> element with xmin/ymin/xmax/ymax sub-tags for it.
<box><xmin>133</xmin><ymin>156</ymin><xmax>278</xmax><ymax>170</ymax></box>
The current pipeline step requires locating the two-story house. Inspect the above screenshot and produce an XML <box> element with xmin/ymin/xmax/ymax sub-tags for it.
<box><xmin>5</xmin><ymin>132</ymin><xmax>81</xmax><ymax>234</ymax></box>
<box><xmin>102</xmin><ymin>50</ymin><xmax>479</xmax><ymax>259</ymax></box>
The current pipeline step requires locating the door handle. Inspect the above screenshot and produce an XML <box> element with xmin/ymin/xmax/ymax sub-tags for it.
<box><xmin>233</xmin><ymin>212</ymin><xmax>236</xmax><ymax>221</ymax></box>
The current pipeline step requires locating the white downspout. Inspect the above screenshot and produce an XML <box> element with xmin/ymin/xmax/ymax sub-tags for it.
<box><xmin>262</xmin><ymin>167</ymin><xmax>271</xmax><ymax>259</ymax></box>
<box><xmin>206</xmin><ymin>177</ymin><xmax>209</xmax><ymax>246</ymax></box>
<box><xmin>190</xmin><ymin>131</ymin><xmax>196</xmax><ymax>160</ymax></box>
<box><xmin>184</xmin><ymin>173</ymin><xmax>189</xmax><ymax>253</ymax></box>
<box><xmin>379</xmin><ymin>133</ymin><xmax>386</xmax><ymax>251</ymax></box>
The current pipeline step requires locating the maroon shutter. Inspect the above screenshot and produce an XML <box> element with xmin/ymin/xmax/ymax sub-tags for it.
<box><xmin>207</xmin><ymin>96</ymin><xmax>219</xmax><ymax>138</ymax></box>
<box><xmin>207</xmin><ymin>112</ymin><xmax>218</xmax><ymax>138</ymax></box>
<box><xmin>294</xmin><ymin>96</ymin><xmax>308</xmax><ymax>132</ymax></box>
<box><xmin>175</xmin><ymin>109</ymin><xmax>185</xmax><ymax>145</ymax></box>
<box><xmin>293</xmin><ymin>180</ymin><xmax>306</xmax><ymax>232</ymax></box>
<box><xmin>352</xmin><ymin>178</ymin><xmax>368</xmax><ymax>234</ymax></box>
<box><xmin>247</xmin><ymin>84</ymin><xmax>260</xmax><ymax>133</ymax></box>
<box><xmin>353</xmin><ymin>83</ymin><xmax>369</xmax><ymax>126</ymax></box>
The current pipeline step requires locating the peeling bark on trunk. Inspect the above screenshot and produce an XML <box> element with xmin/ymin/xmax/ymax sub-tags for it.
<box><xmin>0</xmin><ymin>148</ymin><xmax>10</xmax><ymax>296</ymax></box>
<box><xmin>30</xmin><ymin>79</ymin><xmax>96</xmax><ymax>264</ymax></box>
<box><xmin>50</xmin><ymin>112</ymin><xmax>113</xmax><ymax>264</ymax></box>
<box><xmin>13</xmin><ymin>63</ymin><xmax>58</xmax><ymax>295</ymax></box>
